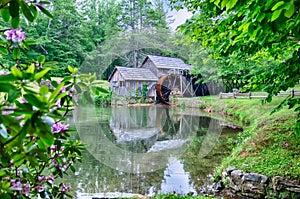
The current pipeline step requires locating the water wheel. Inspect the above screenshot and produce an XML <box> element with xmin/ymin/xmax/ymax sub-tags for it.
<box><xmin>156</xmin><ymin>74</ymin><xmax>183</xmax><ymax>105</ymax></box>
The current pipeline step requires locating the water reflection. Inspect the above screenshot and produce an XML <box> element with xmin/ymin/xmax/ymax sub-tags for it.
<box><xmin>65</xmin><ymin>105</ymin><xmax>240</xmax><ymax>197</ymax></box>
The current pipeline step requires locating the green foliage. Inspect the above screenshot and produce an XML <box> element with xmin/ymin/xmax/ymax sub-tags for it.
<box><xmin>0</xmin><ymin>1</ymin><xmax>89</xmax><ymax>198</ymax></box>
<box><xmin>171</xmin><ymin>0</ymin><xmax>300</xmax><ymax>135</ymax></box>
<box><xmin>142</xmin><ymin>82</ymin><xmax>148</xmax><ymax>102</ymax></box>
<box><xmin>135</xmin><ymin>88</ymin><xmax>141</xmax><ymax>102</ymax></box>
<box><xmin>202</xmin><ymin>98</ymin><xmax>300</xmax><ymax>178</ymax></box>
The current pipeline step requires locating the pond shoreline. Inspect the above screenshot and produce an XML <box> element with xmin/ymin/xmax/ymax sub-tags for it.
<box><xmin>177</xmin><ymin>97</ymin><xmax>300</xmax><ymax>198</ymax></box>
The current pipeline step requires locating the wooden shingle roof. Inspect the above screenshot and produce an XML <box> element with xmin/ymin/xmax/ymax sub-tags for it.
<box><xmin>143</xmin><ymin>55</ymin><xmax>193</xmax><ymax>70</ymax></box>
<box><xmin>111</xmin><ymin>66</ymin><xmax>158</xmax><ymax>81</ymax></box>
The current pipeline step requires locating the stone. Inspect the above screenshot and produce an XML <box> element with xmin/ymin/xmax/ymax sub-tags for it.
<box><xmin>242</xmin><ymin>172</ymin><xmax>268</xmax><ymax>184</ymax></box>
<box><xmin>226</xmin><ymin>167</ymin><xmax>236</xmax><ymax>175</ymax></box>
<box><xmin>271</xmin><ymin>176</ymin><xmax>300</xmax><ymax>193</ymax></box>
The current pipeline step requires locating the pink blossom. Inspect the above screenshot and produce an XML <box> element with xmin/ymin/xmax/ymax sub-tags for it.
<box><xmin>0</xmin><ymin>71</ymin><xmax>10</xmax><ymax>75</ymax></box>
<box><xmin>61</xmin><ymin>184</ymin><xmax>71</xmax><ymax>193</ymax></box>
<box><xmin>4</xmin><ymin>28</ymin><xmax>26</xmax><ymax>42</ymax></box>
<box><xmin>51</xmin><ymin>121</ymin><xmax>69</xmax><ymax>134</ymax></box>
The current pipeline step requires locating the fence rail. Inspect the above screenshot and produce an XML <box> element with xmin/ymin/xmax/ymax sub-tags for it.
<box><xmin>219</xmin><ymin>89</ymin><xmax>299</xmax><ymax>99</ymax></box>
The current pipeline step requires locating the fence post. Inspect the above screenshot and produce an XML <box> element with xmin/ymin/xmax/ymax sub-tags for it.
<box><xmin>291</xmin><ymin>89</ymin><xmax>295</xmax><ymax>98</ymax></box>
<box><xmin>248</xmin><ymin>91</ymin><xmax>252</xmax><ymax>99</ymax></box>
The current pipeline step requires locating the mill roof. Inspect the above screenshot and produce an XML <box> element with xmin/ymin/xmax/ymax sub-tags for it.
<box><xmin>109</xmin><ymin>66</ymin><xmax>158</xmax><ymax>81</ymax></box>
<box><xmin>142</xmin><ymin>55</ymin><xmax>193</xmax><ymax>70</ymax></box>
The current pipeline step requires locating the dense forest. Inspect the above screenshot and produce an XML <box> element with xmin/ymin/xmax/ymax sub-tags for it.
<box><xmin>0</xmin><ymin>0</ymin><xmax>299</xmax><ymax>130</ymax></box>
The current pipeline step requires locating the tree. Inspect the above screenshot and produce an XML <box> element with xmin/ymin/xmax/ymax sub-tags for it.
<box><xmin>0</xmin><ymin>1</ymin><xmax>91</xmax><ymax>198</ymax></box>
<box><xmin>171</xmin><ymin>0</ymin><xmax>300</xmax><ymax>135</ymax></box>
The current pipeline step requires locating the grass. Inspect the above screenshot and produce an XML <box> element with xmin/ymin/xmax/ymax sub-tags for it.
<box><xmin>181</xmin><ymin>96</ymin><xmax>300</xmax><ymax>179</ymax></box>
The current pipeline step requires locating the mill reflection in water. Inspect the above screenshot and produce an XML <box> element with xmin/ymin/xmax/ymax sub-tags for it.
<box><xmin>65</xmin><ymin>106</ymin><xmax>240</xmax><ymax>197</ymax></box>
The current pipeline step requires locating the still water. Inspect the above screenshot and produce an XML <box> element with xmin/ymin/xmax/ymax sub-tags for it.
<box><xmin>64</xmin><ymin>105</ymin><xmax>241</xmax><ymax>198</ymax></box>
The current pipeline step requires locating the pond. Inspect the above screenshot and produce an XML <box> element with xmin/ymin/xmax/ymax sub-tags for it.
<box><xmin>64</xmin><ymin>105</ymin><xmax>242</xmax><ymax>198</ymax></box>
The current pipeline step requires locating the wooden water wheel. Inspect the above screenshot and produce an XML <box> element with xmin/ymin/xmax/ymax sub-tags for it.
<box><xmin>156</xmin><ymin>74</ymin><xmax>183</xmax><ymax>105</ymax></box>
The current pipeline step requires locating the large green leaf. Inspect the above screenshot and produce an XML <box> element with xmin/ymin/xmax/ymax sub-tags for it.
<box><xmin>9</xmin><ymin>0</ymin><xmax>19</xmax><ymax>18</ymax></box>
<box><xmin>0</xmin><ymin>83</ymin><xmax>16</xmax><ymax>92</ymax></box>
<box><xmin>23</xmin><ymin>93</ymin><xmax>45</xmax><ymax>108</ymax></box>
<box><xmin>0</xmin><ymin>74</ymin><xmax>17</xmax><ymax>82</ymax></box>
<box><xmin>0</xmin><ymin>47</ymin><xmax>9</xmax><ymax>55</ymax></box>
<box><xmin>271</xmin><ymin>9</ymin><xmax>282</xmax><ymax>22</ymax></box>
<box><xmin>11</xmin><ymin>66</ymin><xmax>22</xmax><ymax>78</ymax></box>
<box><xmin>20</xmin><ymin>0</ymin><xmax>34</xmax><ymax>22</ymax></box>
<box><xmin>11</xmin><ymin>16</ymin><xmax>20</xmax><ymax>29</ymax></box>
<box><xmin>36</xmin><ymin>4</ymin><xmax>53</xmax><ymax>18</ymax></box>
<box><xmin>12</xmin><ymin>48</ymin><xmax>21</xmax><ymax>60</ymax></box>
<box><xmin>34</xmin><ymin>68</ymin><xmax>50</xmax><ymax>80</ymax></box>
<box><xmin>1</xmin><ymin>8</ymin><xmax>10</xmax><ymax>22</ymax></box>
<box><xmin>284</xmin><ymin>3</ymin><xmax>295</xmax><ymax>18</ymax></box>
<box><xmin>271</xmin><ymin>1</ymin><xmax>285</xmax><ymax>11</ymax></box>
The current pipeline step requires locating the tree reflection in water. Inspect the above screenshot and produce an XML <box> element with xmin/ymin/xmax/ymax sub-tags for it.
<box><xmin>63</xmin><ymin>106</ymin><xmax>240</xmax><ymax>197</ymax></box>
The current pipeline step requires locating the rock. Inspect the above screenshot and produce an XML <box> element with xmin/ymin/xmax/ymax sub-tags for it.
<box><xmin>242</xmin><ymin>173</ymin><xmax>268</xmax><ymax>184</ymax></box>
<box><xmin>226</xmin><ymin>167</ymin><xmax>236</xmax><ymax>175</ymax></box>
<box><xmin>224</xmin><ymin>168</ymin><xmax>300</xmax><ymax>199</ymax></box>
<box><xmin>271</xmin><ymin>176</ymin><xmax>300</xmax><ymax>193</ymax></box>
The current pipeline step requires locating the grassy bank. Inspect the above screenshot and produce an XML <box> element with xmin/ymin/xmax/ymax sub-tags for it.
<box><xmin>180</xmin><ymin>96</ymin><xmax>300</xmax><ymax>179</ymax></box>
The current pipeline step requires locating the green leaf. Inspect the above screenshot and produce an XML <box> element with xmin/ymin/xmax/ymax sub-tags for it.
<box><xmin>70</xmin><ymin>165</ymin><xmax>76</xmax><ymax>172</ymax></box>
<box><xmin>37</xmin><ymin>140</ymin><xmax>47</xmax><ymax>150</ymax></box>
<box><xmin>18</xmin><ymin>119</ymin><xmax>30</xmax><ymax>144</ymax></box>
<box><xmin>37</xmin><ymin>55</ymin><xmax>46</xmax><ymax>63</ymax></box>
<box><xmin>0</xmin><ymin>47</ymin><xmax>9</xmax><ymax>55</ymax></box>
<box><xmin>49</xmin><ymin>83</ymin><xmax>64</xmax><ymax>103</ymax></box>
<box><xmin>0</xmin><ymin>74</ymin><xmax>18</xmax><ymax>82</ymax></box>
<box><xmin>10</xmin><ymin>66</ymin><xmax>22</xmax><ymax>78</ymax></box>
<box><xmin>0</xmin><ymin>83</ymin><xmax>16</xmax><ymax>92</ymax></box>
<box><xmin>24</xmin><ymin>93</ymin><xmax>45</xmax><ymax>108</ymax></box>
<box><xmin>26</xmin><ymin>63</ymin><xmax>35</xmax><ymax>74</ymax></box>
<box><xmin>40</xmin><ymin>85</ymin><xmax>49</xmax><ymax>95</ymax></box>
<box><xmin>23</xmin><ymin>38</ymin><xmax>36</xmax><ymax>45</ymax></box>
<box><xmin>1</xmin><ymin>9</ymin><xmax>10</xmax><ymax>22</ymax></box>
<box><xmin>20</xmin><ymin>0</ymin><xmax>34</xmax><ymax>22</ymax></box>
<box><xmin>12</xmin><ymin>48</ymin><xmax>21</xmax><ymax>60</ymax></box>
<box><xmin>0</xmin><ymin>193</ymin><xmax>11</xmax><ymax>199</ymax></box>
<box><xmin>36</xmin><ymin>4</ymin><xmax>53</xmax><ymax>18</ymax></box>
<box><xmin>29</xmin><ymin>4</ymin><xmax>39</xmax><ymax>20</ymax></box>
<box><xmin>0</xmin><ymin>170</ymin><xmax>6</xmax><ymax>177</ymax></box>
<box><xmin>9</xmin><ymin>0</ymin><xmax>19</xmax><ymax>18</ymax></box>
<box><xmin>68</xmin><ymin>65</ymin><xmax>74</xmax><ymax>73</ymax></box>
<box><xmin>13</xmin><ymin>154</ymin><xmax>25</xmax><ymax>167</ymax></box>
<box><xmin>39</xmin><ymin>131</ymin><xmax>54</xmax><ymax>146</ymax></box>
<box><xmin>226</xmin><ymin>0</ymin><xmax>238</xmax><ymax>9</ymax></box>
<box><xmin>271</xmin><ymin>9</ymin><xmax>282</xmax><ymax>22</ymax></box>
<box><xmin>34</xmin><ymin>68</ymin><xmax>50</xmax><ymax>80</ymax></box>
<box><xmin>11</xmin><ymin>16</ymin><xmax>20</xmax><ymax>29</ymax></box>
<box><xmin>271</xmin><ymin>1</ymin><xmax>285</xmax><ymax>11</ymax></box>
<box><xmin>96</xmin><ymin>87</ymin><xmax>109</xmax><ymax>94</ymax></box>
<box><xmin>284</xmin><ymin>3</ymin><xmax>295</xmax><ymax>18</ymax></box>
<box><xmin>8</xmin><ymin>89</ymin><xmax>21</xmax><ymax>102</ymax></box>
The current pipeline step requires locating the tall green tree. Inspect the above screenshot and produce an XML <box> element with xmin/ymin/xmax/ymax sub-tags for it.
<box><xmin>171</xmin><ymin>0</ymin><xmax>300</xmax><ymax>135</ymax></box>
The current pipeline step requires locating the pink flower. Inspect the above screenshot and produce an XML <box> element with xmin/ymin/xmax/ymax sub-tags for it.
<box><xmin>51</xmin><ymin>121</ymin><xmax>69</xmax><ymax>134</ymax></box>
<box><xmin>0</xmin><ymin>71</ymin><xmax>10</xmax><ymax>75</ymax></box>
<box><xmin>61</xmin><ymin>184</ymin><xmax>71</xmax><ymax>193</ymax></box>
<box><xmin>4</xmin><ymin>28</ymin><xmax>26</xmax><ymax>42</ymax></box>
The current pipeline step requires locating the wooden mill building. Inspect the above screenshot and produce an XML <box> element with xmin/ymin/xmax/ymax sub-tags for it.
<box><xmin>108</xmin><ymin>55</ymin><xmax>193</xmax><ymax>98</ymax></box>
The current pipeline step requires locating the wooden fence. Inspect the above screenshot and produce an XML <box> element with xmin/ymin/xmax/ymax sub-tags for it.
<box><xmin>219</xmin><ymin>89</ymin><xmax>300</xmax><ymax>99</ymax></box>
